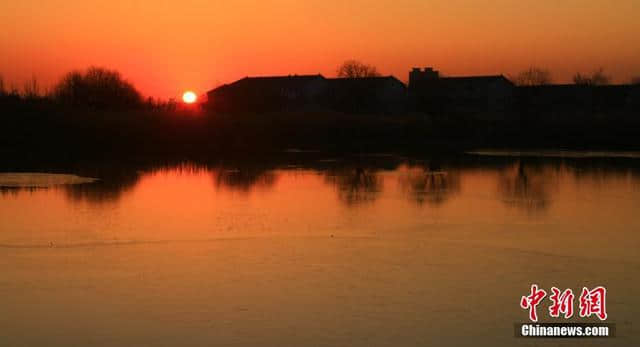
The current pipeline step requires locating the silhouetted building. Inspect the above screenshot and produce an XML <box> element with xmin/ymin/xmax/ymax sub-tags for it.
<box><xmin>207</xmin><ymin>74</ymin><xmax>406</xmax><ymax>114</ymax></box>
<box><xmin>327</xmin><ymin>76</ymin><xmax>406</xmax><ymax>114</ymax></box>
<box><xmin>409</xmin><ymin>67</ymin><xmax>440</xmax><ymax>85</ymax></box>
<box><xmin>515</xmin><ymin>84</ymin><xmax>637</xmax><ymax>113</ymax></box>
<box><xmin>206</xmin><ymin>67</ymin><xmax>636</xmax><ymax>116</ymax></box>
<box><xmin>207</xmin><ymin>75</ymin><xmax>328</xmax><ymax>113</ymax></box>
<box><xmin>630</xmin><ymin>85</ymin><xmax>640</xmax><ymax>109</ymax></box>
<box><xmin>409</xmin><ymin>67</ymin><xmax>515</xmax><ymax>115</ymax></box>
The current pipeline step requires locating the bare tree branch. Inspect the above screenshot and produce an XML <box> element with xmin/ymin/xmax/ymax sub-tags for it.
<box><xmin>511</xmin><ymin>67</ymin><xmax>552</xmax><ymax>86</ymax></box>
<box><xmin>573</xmin><ymin>67</ymin><xmax>610</xmax><ymax>86</ymax></box>
<box><xmin>337</xmin><ymin>60</ymin><xmax>381</xmax><ymax>78</ymax></box>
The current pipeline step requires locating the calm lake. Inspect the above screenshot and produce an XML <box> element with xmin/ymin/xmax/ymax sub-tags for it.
<box><xmin>1</xmin><ymin>153</ymin><xmax>639</xmax><ymax>346</ymax></box>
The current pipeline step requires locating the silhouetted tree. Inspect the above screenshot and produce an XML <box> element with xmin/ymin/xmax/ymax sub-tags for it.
<box><xmin>7</xmin><ymin>83</ymin><xmax>19</xmax><ymax>97</ymax></box>
<box><xmin>511</xmin><ymin>67</ymin><xmax>552</xmax><ymax>86</ymax></box>
<box><xmin>590</xmin><ymin>68</ymin><xmax>610</xmax><ymax>85</ymax></box>
<box><xmin>336</xmin><ymin>60</ymin><xmax>381</xmax><ymax>78</ymax></box>
<box><xmin>573</xmin><ymin>68</ymin><xmax>610</xmax><ymax>86</ymax></box>
<box><xmin>53</xmin><ymin>66</ymin><xmax>142</xmax><ymax>109</ymax></box>
<box><xmin>0</xmin><ymin>76</ymin><xmax>15</xmax><ymax>97</ymax></box>
<box><xmin>22</xmin><ymin>76</ymin><xmax>40</xmax><ymax>99</ymax></box>
<box><xmin>573</xmin><ymin>74</ymin><xmax>588</xmax><ymax>85</ymax></box>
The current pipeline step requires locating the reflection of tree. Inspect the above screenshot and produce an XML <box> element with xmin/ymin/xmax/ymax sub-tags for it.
<box><xmin>0</xmin><ymin>186</ymin><xmax>44</xmax><ymax>197</ymax></box>
<box><xmin>497</xmin><ymin>163</ymin><xmax>551</xmax><ymax>212</ymax></box>
<box><xmin>63</xmin><ymin>170</ymin><xmax>141</xmax><ymax>204</ymax></box>
<box><xmin>213</xmin><ymin>167</ymin><xmax>277</xmax><ymax>193</ymax></box>
<box><xmin>398</xmin><ymin>167</ymin><xmax>460</xmax><ymax>206</ymax></box>
<box><xmin>325</xmin><ymin>167</ymin><xmax>382</xmax><ymax>206</ymax></box>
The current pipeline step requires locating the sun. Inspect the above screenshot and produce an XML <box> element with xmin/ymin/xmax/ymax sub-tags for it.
<box><xmin>182</xmin><ymin>91</ymin><xmax>197</xmax><ymax>104</ymax></box>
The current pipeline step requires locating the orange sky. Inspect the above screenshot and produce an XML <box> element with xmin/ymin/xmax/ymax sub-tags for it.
<box><xmin>1</xmin><ymin>0</ymin><xmax>639</xmax><ymax>99</ymax></box>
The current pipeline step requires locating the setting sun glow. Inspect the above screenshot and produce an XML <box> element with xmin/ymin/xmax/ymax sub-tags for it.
<box><xmin>182</xmin><ymin>91</ymin><xmax>197</xmax><ymax>104</ymax></box>
<box><xmin>1</xmin><ymin>1</ymin><xmax>639</xmax><ymax>96</ymax></box>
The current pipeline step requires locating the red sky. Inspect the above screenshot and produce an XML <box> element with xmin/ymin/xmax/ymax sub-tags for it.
<box><xmin>1</xmin><ymin>0</ymin><xmax>639</xmax><ymax>99</ymax></box>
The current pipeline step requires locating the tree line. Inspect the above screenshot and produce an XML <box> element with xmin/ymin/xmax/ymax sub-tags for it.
<box><xmin>510</xmin><ymin>66</ymin><xmax>640</xmax><ymax>87</ymax></box>
<box><xmin>1</xmin><ymin>61</ymin><xmax>383</xmax><ymax>110</ymax></box>
<box><xmin>0</xmin><ymin>67</ymin><xmax>175</xmax><ymax>111</ymax></box>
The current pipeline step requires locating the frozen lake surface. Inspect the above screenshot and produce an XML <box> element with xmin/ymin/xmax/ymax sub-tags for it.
<box><xmin>1</xmin><ymin>155</ymin><xmax>638</xmax><ymax>346</ymax></box>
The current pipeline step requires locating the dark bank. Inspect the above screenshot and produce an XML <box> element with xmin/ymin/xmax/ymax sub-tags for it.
<box><xmin>2</xmin><ymin>65</ymin><xmax>639</xmax><ymax>161</ymax></box>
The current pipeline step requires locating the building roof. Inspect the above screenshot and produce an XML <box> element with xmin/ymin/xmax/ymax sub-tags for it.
<box><xmin>328</xmin><ymin>76</ymin><xmax>406</xmax><ymax>87</ymax></box>
<box><xmin>440</xmin><ymin>75</ymin><xmax>513</xmax><ymax>85</ymax></box>
<box><xmin>209</xmin><ymin>74</ymin><xmax>326</xmax><ymax>94</ymax></box>
<box><xmin>516</xmin><ymin>83</ymin><xmax>634</xmax><ymax>89</ymax></box>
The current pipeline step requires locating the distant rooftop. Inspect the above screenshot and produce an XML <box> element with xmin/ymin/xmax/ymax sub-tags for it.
<box><xmin>238</xmin><ymin>74</ymin><xmax>324</xmax><ymax>81</ymax></box>
<box><xmin>328</xmin><ymin>76</ymin><xmax>406</xmax><ymax>88</ymax></box>
<box><xmin>441</xmin><ymin>75</ymin><xmax>509</xmax><ymax>81</ymax></box>
<box><xmin>209</xmin><ymin>74</ymin><xmax>326</xmax><ymax>93</ymax></box>
<box><xmin>209</xmin><ymin>74</ymin><xmax>407</xmax><ymax>94</ymax></box>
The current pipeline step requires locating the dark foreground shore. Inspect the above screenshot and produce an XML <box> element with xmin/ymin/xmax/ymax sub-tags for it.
<box><xmin>2</xmin><ymin>99</ymin><xmax>639</xmax><ymax>161</ymax></box>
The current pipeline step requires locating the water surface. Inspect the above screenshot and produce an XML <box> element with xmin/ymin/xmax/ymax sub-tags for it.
<box><xmin>1</xmin><ymin>155</ymin><xmax>639</xmax><ymax>346</ymax></box>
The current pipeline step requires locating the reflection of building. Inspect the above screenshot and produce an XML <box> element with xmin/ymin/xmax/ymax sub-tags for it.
<box><xmin>409</xmin><ymin>67</ymin><xmax>515</xmax><ymax>114</ymax></box>
<box><xmin>206</xmin><ymin>75</ymin><xmax>406</xmax><ymax>114</ymax></box>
